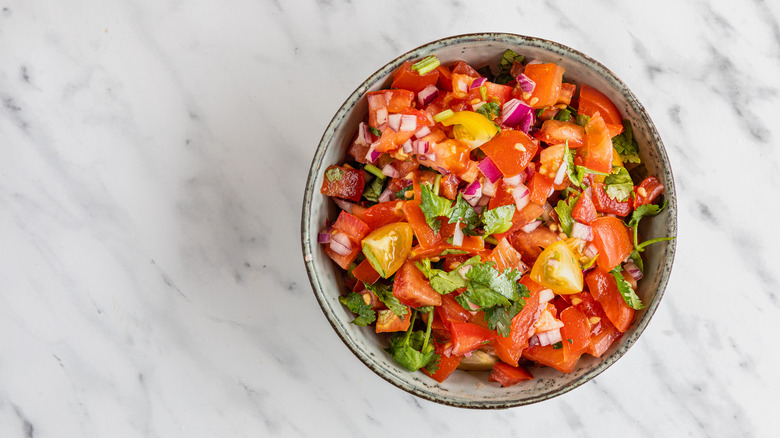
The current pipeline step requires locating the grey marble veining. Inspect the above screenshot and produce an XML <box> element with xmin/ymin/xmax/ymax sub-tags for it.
<box><xmin>1</xmin><ymin>0</ymin><xmax>778</xmax><ymax>436</ymax></box>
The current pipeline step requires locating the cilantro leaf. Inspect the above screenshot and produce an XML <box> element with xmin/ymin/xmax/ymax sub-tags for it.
<box><xmin>575</xmin><ymin>114</ymin><xmax>590</xmax><ymax>127</ymax></box>
<box><xmin>482</xmin><ymin>204</ymin><xmax>516</xmax><ymax>236</ymax></box>
<box><xmin>636</xmin><ymin>236</ymin><xmax>675</xmax><ymax>251</ymax></box>
<box><xmin>419</xmin><ymin>183</ymin><xmax>452</xmax><ymax>233</ymax></box>
<box><xmin>552</xmin><ymin>341</ymin><xmax>563</xmax><ymax>350</ymax></box>
<box><xmin>464</xmin><ymin>261</ymin><xmax>523</xmax><ymax>302</ymax></box>
<box><xmin>498</xmin><ymin>49</ymin><xmax>524</xmax><ymax>72</ymax></box>
<box><xmin>554</xmin><ymin>195</ymin><xmax>579</xmax><ymax>237</ymax></box>
<box><xmin>395</xmin><ymin>184</ymin><xmax>414</xmax><ymax>200</ymax></box>
<box><xmin>476</xmin><ymin>102</ymin><xmax>501</xmax><ymax>121</ymax></box>
<box><xmin>611</xmin><ymin>120</ymin><xmax>641</xmax><ymax>164</ymax></box>
<box><xmin>563</xmin><ymin>142</ymin><xmax>581</xmax><ymax>188</ymax></box>
<box><xmin>604</xmin><ymin>166</ymin><xmax>634</xmax><ymax>202</ymax></box>
<box><xmin>554</xmin><ymin>107</ymin><xmax>572</xmax><ymax>121</ymax></box>
<box><xmin>369</xmin><ymin>126</ymin><xmax>382</xmax><ymax>137</ymax></box>
<box><xmin>363</xmin><ymin>176</ymin><xmax>385</xmax><ymax>203</ymax></box>
<box><xmin>610</xmin><ymin>266</ymin><xmax>645</xmax><ymax>310</ymax></box>
<box><xmin>365</xmin><ymin>282</ymin><xmax>408</xmax><ymax>320</ymax></box>
<box><xmin>415</xmin><ymin>258</ymin><xmax>470</xmax><ymax>294</ymax></box>
<box><xmin>448</xmin><ymin>194</ymin><xmax>480</xmax><ymax>235</ymax></box>
<box><xmin>386</xmin><ymin>308</ymin><xmax>438</xmax><ymax>372</ymax></box>
<box><xmin>484</xmin><ymin>298</ymin><xmax>526</xmax><ymax>337</ymax></box>
<box><xmin>338</xmin><ymin>292</ymin><xmax>376</xmax><ymax>326</ymax></box>
<box><xmin>628</xmin><ymin>201</ymin><xmax>674</xmax><ymax>250</ymax></box>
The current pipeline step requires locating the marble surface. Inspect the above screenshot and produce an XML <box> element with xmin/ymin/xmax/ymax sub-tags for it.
<box><xmin>2</xmin><ymin>0</ymin><xmax>778</xmax><ymax>436</ymax></box>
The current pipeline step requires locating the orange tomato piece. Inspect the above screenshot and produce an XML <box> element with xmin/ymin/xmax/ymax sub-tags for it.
<box><xmin>523</xmin><ymin>63</ymin><xmax>565</xmax><ymax>109</ymax></box>
<box><xmin>586</xmin><ymin>267</ymin><xmax>635</xmax><ymax>332</ymax></box>
<box><xmin>590</xmin><ymin>216</ymin><xmax>633</xmax><ymax>271</ymax></box>
<box><xmin>584</xmin><ymin>113</ymin><xmax>614</xmax><ymax>174</ymax></box>
<box><xmin>479</xmin><ymin>130</ymin><xmax>538</xmax><ymax>177</ymax></box>
<box><xmin>578</xmin><ymin>84</ymin><xmax>622</xmax><ymax>126</ymax></box>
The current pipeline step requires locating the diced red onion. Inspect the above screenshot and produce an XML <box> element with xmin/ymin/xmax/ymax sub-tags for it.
<box><xmin>571</xmin><ymin>221</ymin><xmax>593</xmax><ymax>241</ymax></box>
<box><xmin>512</xmin><ymin>183</ymin><xmax>530</xmax><ymax>211</ymax></box>
<box><xmin>330</xmin><ymin>232</ymin><xmax>352</xmax><ymax>256</ymax></box>
<box><xmin>482</xmin><ymin>178</ymin><xmax>497</xmax><ymax>197</ymax></box>
<box><xmin>553</xmin><ymin>159</ymin><xmax>568</xmax><ymax>185</ymax></box>
<box><xmin>400</xmin><ymin>114</ymin><xmax>417</xmax><ymax>132</ymax></box>
<box><xmin>365</xmin><ymin>145</ymin><xmax>380</xmax><ymax>163</ymax></box>
<box><xmin>417</xmin><ymin>84</ymin><xmax>439</xmax><ymax>107</ymax></box>
<box><xmin>401</xmin><ymin>139</ymin><xmax>413</xmax><ymax>154</ymax></box>
<box><xmin>519</xmin><ymin>108</ymin><xmax>536</xmax><ymax>133</ymax></box>
<box><xmin>471</xmin><ymin>101</ymin><xmax>486</xmax><ymax>111</ymax></box>
<box><xmin>462</xmin><ymin>180</ymin><xmax>482</xmax><ymax>206</ymax></box>
<box><xmin>414</xmin><ymin>126</ymin><xmax>431</xmax><ymax>139</ymax></box>
<box><xmin>503</xmin><ymin>173</ymin><xmax>525</xmax><ymax>187</ymax></box>
<box><xmin>529</xmin><ymin>335</ymin><xmax>540</xmax><ymax>347</ymax></box>
<box><xmin>537</xmin><ymin>329</ymin><xmax>562</xmax><ymax>347</ymax></box>
<box><xmin>355</xmin><ymin>122</ymin><xmax>372</xmax><ymax>146</ymax></box>
<box><xmin>477</xmin><ymin>194</ymin><xmax>490</xmax><ymax>206</ymax></box>
<box><xmin>541</xmin><ymin>202</ymin><xmax>554</xmax><ymax>224</ymax></box>
<box><xmin>458</xmin><ymin>264</ymin><xmax>473</xmax><ymax>279</ymax></box>
<box><xmin>318</xmin><ymin>232</ymin><xmax>331</xmax><ymax>244</ymax></box>
<box><xmin>525</xmin><ymin>164</ymin><xmax>536</xmax><ymax>181</ymax></box>
<box><xmin>500</xmin><ymin>99</ymin><xmax>534</xmax><ymax>131</ymax></box>
<box><xmin>527</xmin><ymin>59</ymin><xmax>543</xmax><ymax>65</ymax></box>
<box><xmin>463</xmin><ymin>351</ymin><xmax>472</xmax><ymax>358</ymax></box>
<box><xmin>469</xmin><ymin>77</ymin><xmax>487</xmax><ymax>89</ymax></box>
<box><xmin>585</xmin><ymin>243</ymin><xmax>598</xmax><ymax>258</ymax></box>
<box><xmin>378</xmin><ymin>187</ymin><xmax>394</xmax><ymax>203</ymax></box>
<box><xmin>539</xmin><ymin>288</ymin><xmax>554</xmax><ymax>304</ymax></box>
<box><xmin>515</xmin><ymin>73</ymin><xmax>536</xmax><ymax>94</ymax></box>
<box><xmin>478</xmin><ymin>157</ymin><xmax>502</xmax><ymax>183</ymax></box>
<box><xmin>414</xmin><ymin>140</ymin><xmax>429</xmax><ymax>155</ymax></box>
<box><xmin>333</xmin><ymin>198</ymin><xmax>356</xmax><ymax>214</ymax></box>
<box><xmin>456</xmin><ymin>78</ymin><xmax>468</xmax><ymax>93</ymax></box>
<box><xmin>452</xmin><ymin>221</ymin><xmax>464</xmax><ymax>247</ymax></box>
<box><xmin>624</xmin><ymin>260</ymin><xmax>643</xmax><ymax>281</ymax></box>
<box><xmin>520</xmin><ymin>220</ymin><xmax>541</xmax><ymax>233</ymax></box>
<box><xmin>388</xmin><ymin>113</ymin><xmax>402</xmax><ymax>132</ymax></box>
<box><xmin>375</xmin><ymin>107</ymin><xmax>388</xmax><ymax>126</ymax></box>
<box><xmin>382</xmin><ymin>163</ymin><xmax>399</xmax><ymax>178</ymax></box>
<box><xmin>437</xmin><ymin>166</ymin><xmax>451</xmax><ymax>176</ymax></box>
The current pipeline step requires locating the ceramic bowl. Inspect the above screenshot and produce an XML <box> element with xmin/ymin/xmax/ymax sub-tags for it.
<box><xmin>301</xmin><ymin>33</ymin><xmax>676</xmax><ymax>408</ymax></box>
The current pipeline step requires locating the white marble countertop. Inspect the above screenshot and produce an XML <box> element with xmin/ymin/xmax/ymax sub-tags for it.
<box><xmin>2</xmin><ymin>1</ymin><xmax>778</xmax><ymax>436</ymax></box>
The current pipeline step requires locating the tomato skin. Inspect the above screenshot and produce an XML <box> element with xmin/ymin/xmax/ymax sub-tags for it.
<box><xmin>436</xmin><ymin>294</ymin><xmax>470</xmax><ymax>329</ymax></box>
<box><xmin>586</xmin><ymin>267</ymin><xmax>635</xmax><ymax>332</ymax></box>
<box><xmin>449</xmin><ymin>322</ymin><xmax>496</xmax><ymax>356</ymax></box>
<box><xmin>391</xmin><ymin>60</ymin><xmax>440</xmax><ymax>93</ymax></box>
<box><xmin>534</xmin><ymin>119</ymin><xmax>585</xmax><ymax>148</ymax></box>
<box><xmin>375</xmin><ymin>308</ymin><xmax>412</xmax><ymax>333</ymax></box>
<box><xmin>509</xmin><ymin>226</ymin><xmax>561</xmax><ymax>266</ymax></box>
<box><xmin>352</xmin><ymin>259</ymin><xmax>380</xmax><ymax>285</ymax></box>
<box><xmin>436</xmin><ymin>65</ymin><xmax>453</xmax><ymax>91</ymax></box>
<box><xmin>467</xmin><ymin>81</ymin><xmax>513</xmax><ymax>106</ymax></box>
<box><xmin>557</xmin><ymin>83</ymin><xmax>576</xmax><ymax>105</ymax></box>
<box><xmin>494</xmin><ymin>281</ymin><xmax>545</xmax><ymax>366</ymax></box>
<box><xmin>423</xmin><ymin>341</ymin><xmax>462</xmax><ymax>382</ymax></box>
<box><xmin>488</xmin><ymin>362</ymin><xmax>534</xmax><ymax>387</ymax></box>
<box><xmin>584</xmin><ymin>113</ymin><xmax>614</xmax><ymax>174</ymax></box>
<box><xmin>578</xmin><ymin>84</ymin><xmax>622</xmax><ymax>126</ymax></box>
<box><xmin>572</xmin><ymin>191</ymin><xmax>598</xmax><ymax>225</ymax></box>
<box><xmin>522</xmin><ymin>344</ymin><xmax>580</xmax><ymax>374</ymax></box>
<box><xmin>633</xmin><ymin>176</ymin><xmax>665</xmax><ymax>208</ymax></box>
<box><xmin>355</xmin><ymin>201</ymin><xmax>405</xmax><ymax>231</ymax></box>
<box><xmin>590</xmin><ymin>216</ymin><xmax>633</xmax><ymax>271</ymax></box>
<box><xmin>592</xmin><ymin>182</ymin><xmax>632</xmax><ymax>217</ymax></box>
<box><xmin>560</xmin><ymin>306</ymin><xmax>591</xmax><ymax>360</ymax></box>
<box><xmin>523</xmin><ymin>63</ymin><xmax>565</xmax><ymax>108</ymax></box>
<box><xmin>432</xmin><ymin>139</ymin><xmax>471</xmax><ymax>174</ymax></box>
<box><xmin>320</xmin><ymin>165</ymin><xmax>366</xmax><ymax>202</ymax></box>
<box><xmin>528</xmin><ymin>172</ymin><xmax>554</xmax><ymax>206</ymax></box>
<box><xmin>479</xmin><ymin>130</ymin><xmax>539</xmax><ymax>177</ymax></box>
<box><xmin>393</xmin><ymin>260</ymin><xmax>443</xmax><ymax>308</ymax></box>
<box><xmin>402</xmin><ymin>201</ymin><xmax>443</xmax><ymax>249</ymax></box>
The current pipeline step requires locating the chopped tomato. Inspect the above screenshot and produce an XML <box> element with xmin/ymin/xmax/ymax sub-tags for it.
<box><xmin>572</xmin><ymin>191</ymin><xmax>598</xmax><ymax>224</ymax></box>
<box><xmin>592</xmin><ymin>182</ymin><xmax>632</xmax><ymax>217</ymax></box>
<box><xmin>361</xmin><ymin>222</ymin><xmax>413</xmax><ymax>278</ymax></box>
<box><xmin>355</xmin><ymin>200</ymin><xmax>406</xmax><ymax>230</ymax></box>
<box><xmin>494</xmin><ymin>284</ymin><xmax>544</xmax><ymax>366</ymax></box>
<box><xmin>479</xmin><ymin>130</ymin><xmax>538</xmax><ymax>177</ymax></box>
<box><xmin>320</xmin><ymin>165</ymin><xmax>366</xmax><ymax>202</ymax></box>
<box><xmin>584</xmin><ymin>113</ymin><xmax>614</xmax><ymax>174</ymax></box>
<box><xmin>586</xmin><ymin>267</ymin><xmax>635</xmax><ymax>332</ymax></box>
<box><xmin>634</xmin><ymin>176</ymin><xmax>665</xmax><ymax>208</ymax></box>
<box><xmin>534</xmin><ymin>119</ymin><xmax>585</xmax><ymax>148</ymax></box>
<box><xmin>367</xmin><ymin>89</ymin><xmax>415</xmax><ymax>127</ymax></box>
<box><xmin>450</xmin><ymin>322</ymin><xmax>496</xmax><ymax>356</ymax></box>
<box><xmin>571</xmin><ymin>291</ymin><xmax>621</xmax><ymax>356</ymax></box>
<box><xmin>402</xmin><ymin>201</ymin><xmax>444</xmax><ymax>249</ymax></box>
<box><xmin>467</xmin><ymin>81</ymin><xmax>513</xmax><ymax>105</ymax></box>
<box><xmin>560</xmin><ymin>306</ymin><xmax>591</xmax><ymax>360</ymax></box>
<box><xmin>523</xmin><ymin>63</ymin><xmax>565</xmax><ymax>108</ymax></box>
<box><xmin>423</xmin><ymin>341</ymin><xmax>462</xmax><ymax>382</ymax></box>
<box><xmin>352</xmin><ymin>259</ymin><xmax>380</xmax><ymax>285</ymax></box>
<box><xmin>432</xmin><ymin>139</ymin><xmax>472</xmax><ymax>174</ymax></box>
<box><xmin>393</xmin><ymin>260</ymin><xmax>443</xmax><ymax>307</ymax></box>
<box><xmin>587</xmin><ymin>322</ymin><xmax>623</xmax><ymax>357</ymax></box>
<box><xmin>578</xmin><ymin>84</ymin><xmax>622</xmax><ymax>126</ymax></box>
<box><xmin>436</xmin><ymin>65</ymin><xmax>453</xmax><ymax>91</ymax></box>
<box><xmin>557</xmin><ymin>83</ymin><xmax>576</xmax><ymax>105</ymax></box>
<box><xmin>528</xmin><ymin>172</ymin><xmax>554</xmax><ymax>205</ymax></box>
<box><xmin>590</xmin><ymin>216</ymin><xmax>633</xmax><ymax>271</ymax></box>
<box><xmin>486</xmin><ymin>237</ymin><xmax>527</xmax><ymax>272</ymax></box>
<box><xmin>509</xmin><ymin>226</ymin><xmax>560</xmax><ymax>266</ymax></box>
<box><xmin>522</xmin><ymin>344</ymin><xmax>580</xmax><ymax>373</ymax></box>
<box><xmin>391</xmin><ymin>60</ymin><xmax>440</xmax><ymax>93</ymax></box>
<box><xmin>451</xmin><ymin>60</ymin><xmax>481</xmax><ymax>77</ymax></box>
<box><xmin>373</xmin><ymin>108</ymin><xmax>432</xmax><ymax>153</ymax></box>
<box><xmin>488</xmin><ymin>362</ymin><xmax>534</xmax><ymax>387</ymax></box>
<box><xmin>324</xmin><ymin>211</ymin><xmax>371</xmax><ymax>269</ymax></box>
<box><xmin>436</xmin><ymin>294</ymin><xmax>470</xmax><ymax>329</ymax></box>
<box><xmin>530</xmin><ymin>241</ymin><xmax>583</xmax><ymax>295</ymax></box>
<box><xmin>375</xmin><ymin>308</ymin><xmax>412</xmax><ymax>333</ymax></box>
<box><xmin>494</xmin><ymin>202</ymin><xmax>545</xmax><ymax>242</ymax></box>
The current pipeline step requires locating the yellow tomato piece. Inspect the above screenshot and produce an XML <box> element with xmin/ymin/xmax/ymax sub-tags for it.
<box><xmin>361</xmin><ymin>223</ymin><xmax>413</xmax><ymax>278</ymax></box>
<box><xmin>594</xmin><ymin>149</ymin><xmax>624</xmax><ymax>183</ymax></box>
<box><xmin>530</xmin><ymin>240</ymin><xmax>584</xmax><ymax>294</ymax></box>
<box><xmin>439</xmin><ymin>111</ymin><xmax>498</xmax><ymax>148</ymax></box>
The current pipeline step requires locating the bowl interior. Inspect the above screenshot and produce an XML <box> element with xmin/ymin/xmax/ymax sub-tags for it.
<box><xmin>302</xmin><ymin>33</ymin><xmax>676</xmax><ymax>408</ymax></box>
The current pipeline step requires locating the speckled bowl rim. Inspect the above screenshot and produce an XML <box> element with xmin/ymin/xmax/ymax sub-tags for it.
<box><xmin>301</xmin><ymin>33</ymin><xmax>677</xmax><ymax>409</ymax></box>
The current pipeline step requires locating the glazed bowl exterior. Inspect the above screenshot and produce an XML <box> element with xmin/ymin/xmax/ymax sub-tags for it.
<box><xmin>301</xmin><ymin>33</ymin><xmax>676</xmax><ymax>408</ymax></box>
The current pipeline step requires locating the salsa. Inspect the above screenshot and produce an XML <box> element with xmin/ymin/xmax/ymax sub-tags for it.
<box><xmin>318</xmin><ymin>50</ymin><xmax>672</xmax><ymax>386</ymax></box>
